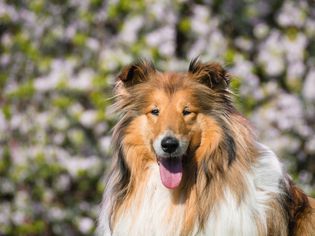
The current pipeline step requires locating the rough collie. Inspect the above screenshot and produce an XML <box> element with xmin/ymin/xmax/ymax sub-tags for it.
<box><xmin>97</xmin><ymin>59</ymin><xmax>315</xmax><ymax>236</ymax></box>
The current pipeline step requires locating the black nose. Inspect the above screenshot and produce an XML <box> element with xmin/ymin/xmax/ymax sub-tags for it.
<box><xmin>161</xmin><ymin>136</ymin><xmax>179</xmax><ymax>154</ymax></box>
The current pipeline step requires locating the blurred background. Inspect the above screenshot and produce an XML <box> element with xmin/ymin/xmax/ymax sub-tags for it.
<box><xmin>0</xmin><ymin>0</ymin><xmax>315</xmax><ymax>235</ymax></box>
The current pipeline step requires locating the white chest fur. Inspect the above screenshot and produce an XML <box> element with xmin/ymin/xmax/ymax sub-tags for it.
<box><xmin>113</xmin><ymin>166</ymin><xmax>185</xmax><ymax>236</ymax></box>
<box><xmin>98</xmin><ymin>143</ymin><xmax>284</xmax><ymax>236</ymax></box>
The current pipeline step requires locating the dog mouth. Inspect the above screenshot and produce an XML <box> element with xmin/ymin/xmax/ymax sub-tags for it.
<box><xmin>157</xmin><ymin>156</ymin><xmax>183</xmax><ymax>189</ymax></box>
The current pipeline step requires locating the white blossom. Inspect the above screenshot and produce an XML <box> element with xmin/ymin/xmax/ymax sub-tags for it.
<box><xmin>79</xmin><ymin>110</ymin><xmax>99</xmax><ymax>128</ymax></box>
<box><xmin>77</xmin><ymin>217</ymin><xmax>94</xmax><ymax>233</ymax></box>
<box><xmin>119</xmin><ymin>16</ymin><xmax>144</xmax><ymax>44</ymax></box>
<box><xmin>283</xmin><ymin>33</ymin><xmax>307</xmax><ymax>63</ymax></box>
<box><xmin>146</xmin><ymin>26</ymin><xmax>175</xmax><ymax>57</ymax></box>
<box><xmin>0</xmin><ymin>203</ymin><xmax>11</xmax><ymax>225</ymax></box>
<box><xmin>254</xmin><ymin>23</ymin><xmax>269</xmax><ymax>39</ymax></box>
<box><xmin>235</xmin><ymin>37</ymin><xmax>253</xmax><ymax>51</ymax></box>
<box><xmin>257</xmin><ymin>30</ymin><xmax>285</xmax><ymax>76</ymax></box>
<box><xmin>287</xmin><ymin>61</ymin><xmax>305</xmax><ymax>79</ymax></box>
<box><xmin>191</xmin><ymin>5</ymin><xmax>211</xmax><ymax>35</ymax></box>
<box><xmin>277</xmin><ymin>2</ymin><xmax>305</xmax><ymax>27</ymax></box>
<box><xmin>68</xmin><ymin>69</ymin><xmax>95</xmax><ymax>91</ymax></box>
<box><xmin>55</xmin><ymin>174</ymin><xmax>71</xmax><ymax>191</ymax></box>
<box><xmin>59</xmin><ymin>156</ymin><xmax>102</xmax><ymax>177</ymax></box>
<box><xmin>305</xmin><ymin>136</ymin><xmax>315</xmax><ymax>154</ymax></box>
<box><xmin>99</xmin><ymin>136</ymin><xmax>112</xmax><ymax>154</ymax></box>
<box><xmin>49</xmin><ymin>207</ymin><xmax>66</xmax><ymax>221</ymax></box>
<box><xmin>302</xmin><ymin>69</ymin><xmax>315</xmax><ymax>102</ymax></box>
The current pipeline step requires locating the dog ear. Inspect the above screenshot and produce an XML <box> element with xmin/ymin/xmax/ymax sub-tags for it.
<box><xmin>188</xmin><ymin>58</ymin><xmax>230</xmax><ymax>90</ymax></box>
<box><xmin>117</xmin><ymin>59</ymin><xmax>156</xmax><ymax>87</ymax></box>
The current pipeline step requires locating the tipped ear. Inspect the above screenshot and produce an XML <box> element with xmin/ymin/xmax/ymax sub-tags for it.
<box><xmin>188</xmin><ymin>58</ymin><xmax>230</xmax><ymax>90</ymax></box>
<box><xmin>117</xmin><ymin>59</ymin><xmax>156</xmax><ymax>87</ymax></box>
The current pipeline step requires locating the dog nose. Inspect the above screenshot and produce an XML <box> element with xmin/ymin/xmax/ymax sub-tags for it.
<box><xmin>161</xmin><ymin>136</ymin><xmax>179</xmax><ymax>154</ymax></box>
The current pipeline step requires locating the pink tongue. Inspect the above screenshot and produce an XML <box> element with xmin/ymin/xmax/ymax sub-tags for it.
<box><xmin>159</xmin><ymin>158</ymin><xmax>183</xmax><ymax>189</ymax></box>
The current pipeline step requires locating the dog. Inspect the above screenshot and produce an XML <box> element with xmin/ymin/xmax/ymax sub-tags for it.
<box><xmin>97</xmin><ymin>59</ymin><xmax>315</xmax><ymax>236</ymax></box>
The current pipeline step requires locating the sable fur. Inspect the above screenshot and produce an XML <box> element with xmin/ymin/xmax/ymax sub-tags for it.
<box><xmin>98</xmin><ymin>58</ymin><xmax>315</xmax><ymax>236</ymax></box>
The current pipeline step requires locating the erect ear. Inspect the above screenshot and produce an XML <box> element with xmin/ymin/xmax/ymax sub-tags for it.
<box><xmin>117</xmin><ymin>59</ymin><xmax>156</xmax><ymax>88</ymax></box>
<box><xmin>188</xmin><ymin>58</ymin><xmax>230</xmax><ymax>90</ymax></box>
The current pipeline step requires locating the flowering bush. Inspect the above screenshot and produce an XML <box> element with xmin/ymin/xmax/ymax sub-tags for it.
<box><xmin>0</xmin><ymin>0</ymin><xmax>314</xmax><ymax>235</ymax></box>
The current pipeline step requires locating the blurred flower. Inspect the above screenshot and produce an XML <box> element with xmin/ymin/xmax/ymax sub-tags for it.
<box><xmin>0</xmin><ymin>203</ymin><xmax>11</xmax><ymax>226</ymax></box>
<box><xmin>0</xmin><ymin>179</ymin><xmax>15</xmax><ymax>194</ymax></box>
<box><xmin>99</xmin><ymin>48</ymin><xmax>132</xmax><ymax>71</ymax></box>
<box><xmin>277</xmin><ymin>1</ymin><xmax>305</xmax><ymax>27</ymax></box>
<box><xmin>53</xmin><ymin>133</ymin><xmax>66</xmax><ymax>145</ymax></box>
<box><xmin>68</xmin><ymin>129</ymin><xmax>84</xmax><ymax>146</ymax></box>
<box><xmin>12</xmin><ymin>211</ymin><xmax>26</xmax><ymax>225</ymax></box>
<box><xmin>1</xmin><ymin>33</ymin><xmax>12</xmax><ymax>47</ymax></box>
<box><xmin>34</xmin><ymin>59</ymin><xmax>76</xmax><ymax>92</ymax></box>
<box><xmin>283</xmin><ymin>33</ymin><xmax>307</xmax><ymax>63</ymax></box>
<box><xmin>287</xmin><ymin>61</ymin><xmax>305</xmax><ymax>80</ymax></box>
<box><xmin>257</xmin><ymin>30</ymin><xmax>285</xmax><ymax>76</ymax></box>
<box><xmin>251</xmin><ymin>92</ymin><xmax>307</xmax><ymax>155</ymax></box>
<box><xmin>146</xmin><ymin>26</ymin><xmax>175</xmax><ymax>57</ymax></box>
<box><xmin>99</xmin><ymin>136</ymin><xmax>112</xmax><ymax>154</ymax></box>
<box><xmin>119</xmin><ymin>16</ymin><xmax>144</xmax><ymax>44</ymax></box>
<box><xmin>87</xmin><ymin>38</ymin><xmax>100</xmax><ymax>51</ymax></box>
<box><xmin>54</xmin><ymin>116</ymin><xmax>70</xmax><ymax>131</ymax></box>
<box><xmin>305</xmin><ymin>135</ymin><xmax>315</xmax><ymax>154</ymax></box>
<box><xmin>0</xmin><ymin>2</ymin><xmax>19</xmax><ymax>22</ymax></box>
<box><xmin>60</xmin><ymin>155</ymin><xmax>102</xmax><ymax>177</ymax></box>
<box><xmin>79</xmin><ymin>110</ymin><xmax>99</xmax><ymax>128</ymax></box>
<box><xmin>254</xmin><ymin>23</ymin><xmax>269</xmax><ymax>39</ymax></box>
<box><xmin>94</xmin><ymin>123</ymin><xmax>108</xmax><ymax>136</ymax></box>
<box><xmin>191</xmin><ymin>5</ymin><xmax>211</xmax><ymax>36</ymax></box>
<box><xmin>55</xmin><ymin>174</ymin><xmax>71</xmax><ymax>191</ymax></box>
<box><xmin>69</xmin><ymin>69</ymin><xmax>95</xmax><ymax>91</ymax></box>
<box><xmin>305</xmin><ymin>19</ymin><xmax>315</xmax><ymax>37</ymax></box>
<box><xmin>206</xmin><ymin>31</ymin><xmax>227</xmax><ymax>59</ymax></box>
<box><xmin>302</xmin><ymin>69</ymin><xmax>315</xmax><ymax>102</ymax></box>
<box><xmin>14</xmin><ymin>191</ymin><xmax>29</xmax><ymax>211</ymax></box>
<box><xmin>235</xmin><ymin>37</ymin><xmax>253</xmax><ymax>51</ymax></box>
<box><xmin>231</xmin><ymin>56</ymin><xmax>263</xmax><ymax>100</ymax></box>
<box><xmin>77</xmin><ymin>217</ymin><xmax>94</xmax><ymax>234</ymax></box>
<box><xmin>43</xmin><ymin>190</ymin><xmax>55</xmax><ymax>204</ymax></box>
<box><xmin>188</xmin><ymin>38</ymin><xmax>207</xmax><ymax>59</ymax></box>
<box><xmin>48</xmin><ymin>207</ymin><xmax>66</xmax><ymax>221</ymax></box>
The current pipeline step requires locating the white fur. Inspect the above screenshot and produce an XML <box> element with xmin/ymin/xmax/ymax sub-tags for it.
<box><xmin>203</xmin><ymin>142</ymin><xmax>284</xmax><ymax>235</ymax></box>
<box><xmin>97</xmin><ymin>142</ymin><xmax>285</xmax><ymax>236</ymax></box>
<box><xmin>97</xmin><ymin>171</ymin><xmax>117</xmax><ymax>236</ymax></box>
<box><xmin>112</xmin><ymin>165</ymin><xmax>185</xmax><ymax>236</ymax></box>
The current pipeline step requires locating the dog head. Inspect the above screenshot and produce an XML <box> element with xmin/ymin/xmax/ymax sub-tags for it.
<box><xmin>113</xmin><ymin>58</ymin><xmax>234</xmax><ymax>189</ymax></box>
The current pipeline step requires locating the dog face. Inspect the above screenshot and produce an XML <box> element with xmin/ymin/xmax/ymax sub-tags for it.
<box><xmin>114</xmin><ymin>59</ymin><xmax>232</xmax><ymax>189</ymax></box>
<box><xmin>147</xmin><ymin>82</ymin><xmax>200</xmax><ymax>159</ymax></box>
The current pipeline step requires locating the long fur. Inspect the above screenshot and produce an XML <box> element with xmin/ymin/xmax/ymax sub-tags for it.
<box><xmin>98</xmin><ymin>59</ymin><xmax>315</xmax><ymax>236</ymax></box>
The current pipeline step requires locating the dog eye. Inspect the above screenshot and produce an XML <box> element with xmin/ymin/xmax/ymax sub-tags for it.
<box><xmin>151</xmin><ymin>108</ymin><xmax>159</xmax><ymax>116</ymax></box>
<box><xmin>182</xmin><ymin>109</ymin><xmax>191</xmax><ymax>116</ymax></box>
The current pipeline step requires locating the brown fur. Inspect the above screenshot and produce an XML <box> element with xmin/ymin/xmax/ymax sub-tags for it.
<box><xmin>105</xmin><ymin>58</ymin><xmax>315</xmax><ymax>235</ymax></box>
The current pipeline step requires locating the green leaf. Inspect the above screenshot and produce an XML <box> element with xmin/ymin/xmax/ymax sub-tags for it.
<box><xmin>2</xmin><ymin>104</ymin><xmax>11</xmax><ymax>120</ymax></box>
<box><xmin>6</xmin><ymin>81</ymin><xmax>35</xmax><ymax>99</ymax></box>
<box><xmin>179</xmin><ymin>18</ymin><xmax>191</xmax><ymax>32</ymax></box>
<box><xmin>52</xmin><ymin>96</ymin><xmax>73</xmax><ymax>109</ymax></box>
<box><xmin>73</xmin><ymin>33</ymin><xmax>87</xmax><ymax>46</ymax></box>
